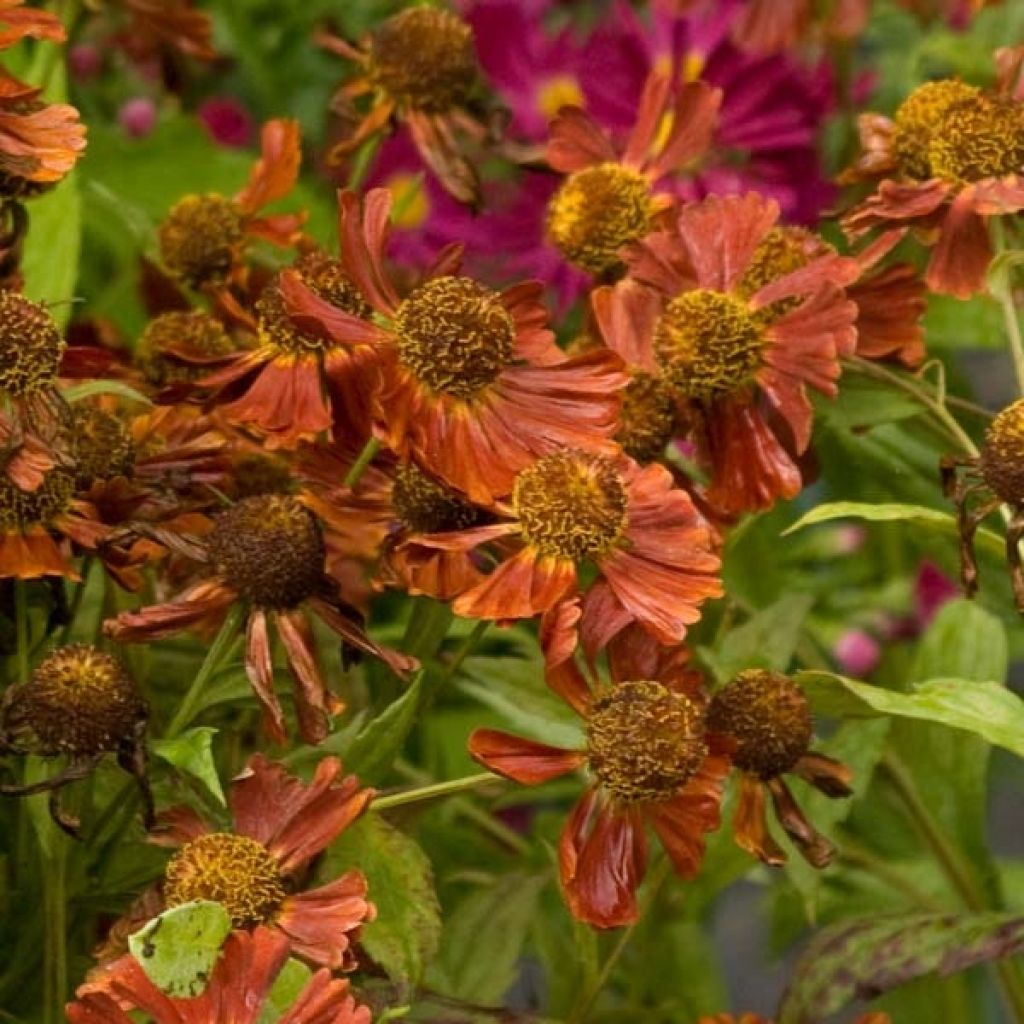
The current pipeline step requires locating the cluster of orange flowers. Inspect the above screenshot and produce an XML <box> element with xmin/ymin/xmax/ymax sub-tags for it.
<box><xmin>2</xmin><ymin>0</ymin><xmax>1023</xmax><ymax>1020</ymax></box>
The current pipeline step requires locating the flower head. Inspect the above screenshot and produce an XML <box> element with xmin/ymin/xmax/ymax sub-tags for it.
<box><xmin>707</xmin><ymin>669</ymin><xmax>853</xmax><ymax>867</ymax></box>
<box><xmin>105</xmin><ymin>494</ymin><xmax>416</xmax><ymax>743</ymax></box>
<box><xmin>69</xmin><ymin>926</ymin><xmax>373</xmax><ymax>1024</ymax></box>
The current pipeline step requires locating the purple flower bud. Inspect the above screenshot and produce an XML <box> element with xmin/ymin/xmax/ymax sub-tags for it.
<box><xmin>834</xmin><ymin>629</ymin><xmax>881</xmax><ymax>676</ymax></box>
<box><xmin>198</xmin><ymin>97</ymin><xmax>255</xmax><ymax>149</ymax></box>
<box><xmin>118</xmin><ymin>97</ymin><xmax>157</xmax><ymax>139</ymax></box>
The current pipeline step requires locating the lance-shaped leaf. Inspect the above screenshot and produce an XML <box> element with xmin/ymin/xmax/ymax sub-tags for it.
<box><xmin>777</xmin><ymin>912</ymin><xmax>1024</xmax><ymax>1023</ymax></box>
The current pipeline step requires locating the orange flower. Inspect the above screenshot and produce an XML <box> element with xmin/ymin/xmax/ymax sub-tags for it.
<box><xmin>101</xmin><ymin>754</ymin><xmax>375</xmax><ymax>971</ymax></box>
<box><xmin>417</xmin><ymin>449</ymin><xmax>721</xmax><ymax>648</ymax></box>
<box><xmin>105</xmin><ymin>494</ymin><xmax>415</xmax><ymax>743</ymax></box>
<box><xmin>731</xmin><ymin>0</ymin><xmax>870</xmax><ymax>54</ymax></box>
<box><xmin>594</xmin><ymin>193</ymin><xmax>858</xmax><ymax>516</ymax></box>
<box><xmin>157</xmin><ymin>119</ymin><xmax>305</xmax><ymax>293</ymax></box>
<box><xmin>117</xmin><ymin>0</ymin><xmax>216</xmax><ymax>61</ymax></box>
<box><xmin>200</xmin><ymin>250</ymin><xmax>379</xmax><ymax>449</ymax></box>
<box><xmin>282</xmin><ymin>187</ymin><xmax>628</xmax><ymax>503</ymax></box>
<box><xmin>0</xmin><ymin>0</ymin><xmax>65</xmax><ymax>48</ymax></box>
<box><xmin>69</xmin><ymin>926</ymin><xmax>372</xmax><ymax>1024</ymax></box>
<box><xmin>469</xmin><ymin>603</ymin><xmax>727</xmax><ymax>928</ymax></box>
<box><xmin>298</xmin><ymin>446</ymin><xmax>488</xmax><ymax>602</ymax></box>
<box><xmin>321</xmin><ymin>6</ymin><xmax>487</xmax><ymax>203</ymax></box>
<box><xmin>706</xmin><ymin>669</ymin><xmax>853</xmax><ymax>868</ymax></box>
<box><xmin>544</xmin><ymin>69</ymin><xmax>720</xmax><ymax>277</ymax></box>
<box><xmin>843</xmin><ymin>56</ymin><xmax>1024</xmax><ymax>297</ymax></box>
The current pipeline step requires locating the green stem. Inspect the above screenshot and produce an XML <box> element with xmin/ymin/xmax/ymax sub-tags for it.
<box><xmin>343</xmin><ymin>437</ymin><xmax>382</xmax><ymax>490</ymax></box>
<box><xmin>165</xmin><ymin>604</ymin><xmax>246</xmax><ymax>738</ymax></box>
<box><xmin>347</xmin><ymin>134</ymin><xmax>383</xmax><ymax>192</ymax></box>
<box><xmin>567</xmin><ymin>858</ymin><xmax>672</xmax><ymax>1024</ymax></box>
<box><xmin>372</xmin><ymin>771</ymin><xmax>500</xmax><ymax>811</ymax></box>
<box><xmin>56</xmin><ymin>556</ymin><xmax>92</xmax><ymax>649</ymax></box>
<box><xmin>843</xmin><ymin>357</ymin><xmax>979</xmax><ymax>457</ymax></box>
<box><xmin>437</xmin><ymin>620</ymin><xmax>489</xmax><ymax>683</ymax></box>
<box><xmin>42</xmin><ymin>840</ymin><xmax>67</xmax><ymax>1024</ymax></box>
<box><xmin>882</xmin><ymin>755</ymin><xmax>1024</xmax><ymax>1022</ymax></box>
<box><xmin>14</xmin><ymin>578</ymin><xmax>29</xmax><ymax>684</ymax></box>
<box><xmin>991</xmin><ymin>218</ymin><xmax>1024</xmax><ymax>397</ymax></box>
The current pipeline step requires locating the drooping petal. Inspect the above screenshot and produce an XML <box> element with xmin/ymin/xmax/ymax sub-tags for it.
<box><xmin>0</xmin><ymin>102</ymin><xmax>86</xmax><ymax>183</ymax></box>
<box><xmin>848</xmin><ymin>263</ymin><xmax>926</xmax><ymax>367</ymax></box>
<box><xmin>454</xmin><ymin>546</ymin><xmax>578</xmax><ymax>620</ymax></box>
<box><xmin>732</xmin><ymin>774</ymin><xmax>785</xmax><ymax>866</ymax></box>
<box><xmin>275</xmin><ymin>609</ymin><xmax>333</xmax><ymax>745</ymax></box>
<box><xmin>926</xmin><ymin>187</ymin><xmax>993</xmax><ymax>299</ymax></box>
<box><xmin>245</xmin><ymin>607</ymin><xmax>287</xmax><ymax>745</ymax></box>
<box><xmin>647</xmin><ymin>80</ymin><xmax>722</xmax><ymax>181</ymax></box>
<box><xmin>793</xmin><ymin>751</ymin><xmax>855</xmax><ymax>798</ymax></box>
<box><xmin>469</xmin><ymin>728</ymin><xmax>585</xmax><ymax>784</ymax></box>
<box><xmin>104</xmin><ymin>581</ymin><xmax>237</xmax><ymax>642</ymax></box>
<box><xmin>546</xmin><ymin>106</ymin><xmax>617</xmax><ymax>173</ymax></box>
<box><xmin>767</xmin><ymin>776</ymin><xmax>835</xmax><ymax>868</ymax></box>
<box><xmin>276</xmin><ymin>871</ymin><xmax>374</xmax><ymax>969</ymax></box>
<box><xmin>235</xmin><ymin>118</ymin><xmax>302</xmax><ymax>215</ymax></box>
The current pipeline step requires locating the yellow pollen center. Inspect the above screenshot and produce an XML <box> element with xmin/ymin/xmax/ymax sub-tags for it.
<box><xmin>587</xmin><ymin>680</ymin><xmax>707</xmax><ymax>803</ymax></box>
<box><xmin>136</xmin><ymin>311</ymin><xmax>236</xmax><ymax>388</ymax></box>
<box><xmin>368</xmin><ymin>7</ymin><xmax>477</xmax><ymax>113</ymax></box>
<box><xmin>513</xmin><ymin>450</ymin><xmax>628</xmax><ymax>561</ymax></box>
<box><xmin>158</xmin><ymin>194</ymin><xmax>245</xmax><ymax>289</ymax></box>
<box><xmin>537</xmin><ymin>75</ymin><xmax>584</xmax><ymax>120</ymax></box>
<box><xmin>0</xmin><ymin>467</ymin><xmax>74</xmax><ymax>531</ymax></box>
<box><xmin>258</xmin><ymin>254</ymin><xmax>370</xmax><ymax>357</ymax></box>
<box><xmin>164</xmin><ymin>833</ymin><xmax>286</xmax><ymax>928</ymax></box>
<box><xmin>71</xmin><ymin>407</ymin><xmax>136</xmax><ymax>489</ymax></box>
<box><xmin>654</xmin><ymin>289</ymin><xmax>764</xmax><ymax>401</ymax></box>
<box><xmin>706</xmin><ymin>669</ymin><xmax>812</xmax><ymax>780</ymax></box>
<box><xmin>1</xmin><ymin>644</ymin><xmax>146</xmax><ymax>757</ymax></box>
<box><xmin>738</xmin><ymin>227</ymin><xmax>829</xmax><ymax>299</ymax></box>
<box><xmin>395</xmin><ymin>276</ymin><xmax>516</xmax><ymax>399</ymax></box>
<box><xmin>617</xmin><ymin>372</ymin><xmax>677</xmax><ymax>463</ymax></box>
<box><xmin>0</xmin><ymin>291</ymin><xmax>64</xmax><ymax>397</ymax></box>
<box><xmin>546</xmin><ymin>163</ymin><xmax>653</xmax><ymax>276</ymax></box>
<box><xmin>929</xmin><ymin>93</ymin><xmax>1024</xmax><ymax>184</ymax></box>
<box><xmin>392</xmin><ymin>463</ymin><xmax>480</xmax><ymax>534</ymax></box>
<box><xmin>892</xmin><ymin>79</ymin><xmax>981</xmax><ymax>181</ymax></box>
<box><xmin>980</xmin><ymin>398</ymin><xmax>1024</xmax><ymax>505</ymax></box>
<box><xmin>208</xmin><ymin>494</ymin><xmax>325</xmax><ymax>608</ymax></box>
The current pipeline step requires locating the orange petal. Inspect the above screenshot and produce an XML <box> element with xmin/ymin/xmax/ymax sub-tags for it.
<box><xmin>468</xmin><ymin>729</ymin><xmax>584</xmax><ymax>784</ymax></box>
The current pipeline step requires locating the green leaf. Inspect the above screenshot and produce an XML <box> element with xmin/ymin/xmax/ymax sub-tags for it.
<box><xmin>701</xmin><ymin>593</ymin><xmax>813</xmax><ymax>683</ymax></box>
<box><xmin>910</xmin><ymin>597</ymin><xmax>1007</xmax><ymax>683</ymax></box>
<box><xmin>342</xmin><ymin>672</ymin><xmax>425</xmax><ymax>782</ymax></box>
<box><xmin>813</xmin><ymin>373</ymin><xmax>922</xmax><ymax>428</ymax></box>
<box><xmin>258</xmin><ymin>958</ymin><xmax>313</xmax><ymax>1024</ymax></box>
<box><xmin>428</xmin><ymin>872</ymin><xmax>547</xmax><ymax>1005</ymax></box>
<box><xmin>783</xmin><ymin>501</ymin><xmax>1003</xmax><ymax>556</ymax></box>
<box><xmin>128</xmin><ymin>901</ymin><xmax>232</xmax><ymax>999</ymax></box>
<box><xmin>21</xmin><ymin>174</ymin><xmax>81</xmax><ymax>328</ymax></box>
<box><xmin>151</xmin><ymin>727</ymin><xmax>226</xmax><ymax>806</ymax></box>
<box><xmin>797</xmin><ymin>673</ymin><xmax>1024</xmax><ymax>757</ymax></box>
<box><xmin>777</xmin><ymin>912</ymin><xmax>1024</xmax><ymax>1024</ymax></box>
<box><xmin>318</xmin><ymin>813</ymin><xmax>441</xmax><ymax>986</ymax></box>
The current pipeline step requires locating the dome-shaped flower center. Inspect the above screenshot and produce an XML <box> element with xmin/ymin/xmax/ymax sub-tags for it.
<box><xmin>980</xmin><ymin>398</ymin><xmax>1024</xmax><ymax>505</ymax></box>
<box><xmin>0</xmin><ymin>467</ymin><xmax>74</xmax><ymax>531</ymax></box>
<box><xmin>0</xmin><ymin>291</ymin><xmax>64</xmax><ymax>398</ymax></box>
<box><xmin>395</xmin><ymin>276</ymin><xmax>516</xmax><ymax>399</ymax></box>
<box><xmin>654</xmin><ymin>290</ymin><xmax>764</xmax><ymax>401</ymax></box>
<box><xmin>71</xmin><ymin>407</ymin><xmax>136</xmax><ymax>489</ymax></box>
<box><xmin>368</xmin><ymin>7</ymin><xmax>477</xmax><ymax>113</ymax></box>
<box><xmin>929</xmin><ymin>93</ymin><xmax>1024</xmax><ymax>184</ymax></box>
<box><xmin>617</xmin><ymin>372</ymin><xmax>677</xmax><ymax>463</ymax></box>
<box><xmin>207</xmin><ymin>495</ymin><xmax>325</xmax><ymax>608</ymax></box>
<box><xmin>738</xmin><ymin>227</ymin><xmax>830</xmax><ymax>298</ymax></box>
<box><xmin>586</xmin><ymin>680</ymin><xmax>707</xmax><ymax>803</ymax></box>
<box><xmin>392</xmin><ymin>463</ymin><xmax>480</xmax><ymax>534</ymax></box>
<box><xmin>136</xmin><ymin>311</ymin><xmax>236</xmax><ymax>387</ymax></box>
<box><xmin>164</xmin><ymin>832</ymin><xmax>286</xmax><ymax>928</ymax></box>
<box><xmin>1</xmin><ymin>644</ymin><xmax>146</xmax><ymax>757</ymax></box>
<box><xmin>706</xmin><ymin>669</ymin><xmax>812</xmax><ymax>780</ymax></box>
<box><xmin>258</xmin><ymin>254</ymin><xmax>372</xmax><ymax>357</ymax></box>
<box><xmin>892</xmin><ymin>79</ymin><xmax>981</xmax><ymax>180</ymax></box>
<box><xmin>546</xmin><ymin>163</ymin><xmax>653</xmax><ymax>276</ymax></box>
<box><xmin>158</xmin><ymin>194</ymin><xmax>245</xmax><ymax>289</ymax></box>
<box><xmin>513</xmin><ymin>450</ymin><xmax>628</xmax><ymax>561</ymax></box>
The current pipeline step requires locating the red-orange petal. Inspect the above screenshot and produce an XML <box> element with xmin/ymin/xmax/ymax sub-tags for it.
<box><xmin>468</xmin><ymin>728</ymin><xmax>584</xmax><ymax>784</ymax></box>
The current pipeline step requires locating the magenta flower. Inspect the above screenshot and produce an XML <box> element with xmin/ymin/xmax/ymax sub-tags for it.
<box><xmin>834</xmin><ymin>629</ymin><xmax>882</xmax><ymax>676</ymax></box>
<box><xmin>198</xmin><ymin>97</ymin><xmax>255</xmax><ymax>148</ymax></box>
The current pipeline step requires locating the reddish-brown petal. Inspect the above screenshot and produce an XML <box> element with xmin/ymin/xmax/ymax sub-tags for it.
<box><xmin>468</xmin><ymin>728</ymin><xmax>585</xmax><ymax>784</ymax></box>
<box><xmin>232</xmin><ymin>754</ymin><xmax>373</xmax><ymax>874</ymax></box>
<box><xmin>275</xmin><ymin>609</ymin><xmax>332</xmax><ymax>745</ymax></box>
<box><xmin>279</xmin><ymin>269</ymin><xmax>389</xmax><ymax>348</ymax></box>
<box><xmin>236</xmin><ymin>118</ymin><xmax>302</xmax><ymax>215</ymax></box>
<box><xmin>0</xmin><ymin>0</ymin><xmax>65</xmax><ymax>47</ymax></box>
<box><xmin>539</xmin><ymin>598</ymin><xmax>594</xmax><ymax>716</ymax></box>
<box><xmin>842</xmin><ymin>113</ymin><xmax>899</xmax><ymax>183</ymax></box>
<box><xmin>0</xmin><ymin>102</ymin><xmax>86</xmax><ymax>183</ymax></box>
<box><xmin>454</xmin><ymin>546</ymin><xmax>578</xmax><ymax>620</ymax></box>
<box><xmin>849</xmin><ymin>263</ymin><xmax>926</xmax><ymax>367</ymax></box>
<box><xmin>406</xmin><ymin>109</ymin><xmax>480</xmax><ymax>206</ymax></box>
<box><xmin>281</xmin><ymin>972</ymin><xmax>373</xmax><ymax>1024</ymax></box>
<box><xmin>674</xmin><ymin>193</ymin><xmax>778</xmax><ymax>293</ymax></box>
<box><xmin>622</xmin><ymin>70</ymin><xmax>672</xmax><ymax>170</ymax></box>
<box><xmin>148</xmin><ymin>806</ymin><xmax>210</xmax><ymax>848</ymax></box>
<box><xmin>503</xmin><ymin>281</ymin><xmax>560</xmax><ymax>364</ymax></box>
<box><xmin>560</xmin><ymin>793</ymin><xmax>647</xmax><ymax>929</ymax></box>
<box><xmin>276</xmin><ymin>871</ymin><xmax>374</xmax><ymax>969</ymax></box>
<box><xmin>926</xmin><ymin>188</ymin><xmax>992</xmax><ymax>299</ymax></box>
<box><xmin>767</xmin><ymin>776</ymin><xmax>835</xmax><ymax>868</ymax></box>
<box><xmin>104</xmin><ymin>580</ymin><xmax>237</xmax><ymax>642</ymax></box>
<box><xmin>245</xmin><ymin>607</ymin><xmax>287</xmax><ymax>744</ymax></box>
<box><xmin>793</xmin><ymin>751</ymin><xmax>855</xmax><ymax>798</ymax></box>
<box><xmin>122</xmin><ymin>0</ymin><xmax>216</xmax><ymax>60</ymax></box>
<box><xmin>546</xmin><ymin>106</ymin><xmax>618</xmax><ymax>173</ymax></box>
<box><xmin>307</xmin><ymin>596</ymin><xmax>418</xmax><ymax>677</ymax></box>
<box><xmin>842</xmin><ymin>178</ymin><xmax>950</xmax><ymax>238</ymax></box>
<box><xmin>733</xmin><ymin>0</ymin><xmax>810</xmax><ymax>52</ymax></box>
<box><xmin>591</xmin><ymin>279</ymin><xmax>661</xmax><ymax>371</ymax></box>
<box><xmin>0</xmin><ymin>525</ymin><xmax>71</xmax><ymax>579</ymax></box>
<box><xmin>337</xmin><ymin>188</ymin><xmax>401</xmax><ymax>315</ymax></box>
<box><xmin>647</xmin><ymin>80</ymin><xmax>721</xmax><ymax>181</ymax></box>
<box><xmin>733</xmin><ymin>774</ymin><xmax>786</xmax><ymax>866</ymax></box>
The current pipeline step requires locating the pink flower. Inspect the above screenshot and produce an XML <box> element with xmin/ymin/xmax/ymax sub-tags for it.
<box><xmin>69</xmin><ymin>43</ymin><xmax>103</xmax><ymax>82</ymax></box>
<box><xmin>118</xmin><ymin>97</ymin><xmax>157</xmax><ymax>139</ymax></box>
<box><xmin>198</xmin><ymin>96</ymin><xmax>255</xmax><ymax>149</ymax></box>
<box><xmin>834</xmin><ymin>629</ymin><xmax>881</xmax><ymax>676</ymax></box>
<box><xmin>914</xmin><ymin>560</ymin><xmax>959</xmax><ymax>629</ymax></box>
